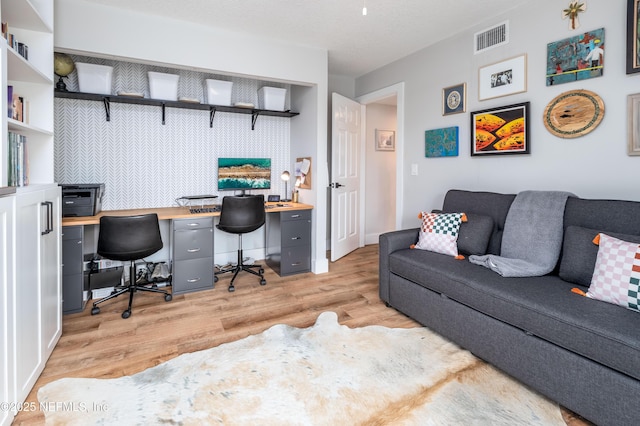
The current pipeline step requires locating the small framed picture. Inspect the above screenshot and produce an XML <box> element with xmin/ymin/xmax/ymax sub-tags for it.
<box><xmin>628</xmin><ymin>93</ymin><xmax>640</xmax><ymax>155</ymax></box>
<box><xmin>442</xmin><ymin>83</ymin><xmax>466</xmax><ymax>115</ymax></box>
<box><xmin>470</xmin><ymin>102</ymin><xmax>530</xmax><ymax>156</ymax></box>
<box><xmin>627</xmin><ymin>0</ymin><xmax>640</xmax><ymax>74</ymax></box>
<box><xmin>478</xmin><ymin>54</ymin><xmax>527</xmax><ymax>101</ymax></box>
<box><xmin>375</xmin><ymin>129</ymin><xmax>395</xmax><ymax>151</ymax></box>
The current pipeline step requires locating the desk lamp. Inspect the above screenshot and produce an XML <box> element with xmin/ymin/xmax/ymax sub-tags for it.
<box><xmin>281</xmin><ymin>170</ymin><xmax>291</xmax><ymax>201</ymax></box>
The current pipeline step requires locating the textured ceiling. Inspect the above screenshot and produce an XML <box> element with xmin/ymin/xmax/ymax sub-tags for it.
<box><xmin>83</xmin><ymin>0</ymin><xmax>533</xmax><ymax>77</ymax></box>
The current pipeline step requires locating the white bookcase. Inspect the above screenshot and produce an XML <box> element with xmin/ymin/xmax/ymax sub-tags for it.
<box><xmin>0</xmin><ymin>2</ymin><xmax>57</xmax><ymax>426</ymax></box>
<box><xmin>1</xmin><ymin>0</ymin><xmax>54</xmax><ymax>187</ymax></box>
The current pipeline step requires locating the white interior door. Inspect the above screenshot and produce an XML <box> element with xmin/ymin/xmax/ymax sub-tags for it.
<box><xmin>330</xmin><ymin>93</ymin><xmax>362</xmax><ymax>261</ymax></box>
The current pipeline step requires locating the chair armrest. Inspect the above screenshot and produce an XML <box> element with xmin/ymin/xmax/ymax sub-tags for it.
<box><xmin>378</xmin><ymin>228</ymin><xmax>419</xmax><ymax>303</ymax></box>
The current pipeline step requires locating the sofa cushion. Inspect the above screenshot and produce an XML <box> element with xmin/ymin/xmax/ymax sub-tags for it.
<box><xmin>414</xmin><ymin>212</ymin><xmax>465</xmax><ymax>257</ymax></box>
<box><xmin>559</xmin><ymin>226</ymin><xmax>640</xmax><ymax>286</ymax></box>
<box><xmin>457</xmin><ymin>213</ymin><xmax>494</xmax><ymax>256</ymax></box>
<box><xmin>388</xmin><ymin>249</ymin><xmax>640</xmax><ymax>381</ymax></box>
<box><xmin>587</xmin><ymin>233</ymin><xmax>640</xmax><ymax>312</ymax></box>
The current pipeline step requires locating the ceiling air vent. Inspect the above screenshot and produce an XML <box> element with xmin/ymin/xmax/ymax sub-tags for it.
<box><xmin>474</xmin><ymin>21</ymin><xmax>509</xmax><ymax>54</ymax></box>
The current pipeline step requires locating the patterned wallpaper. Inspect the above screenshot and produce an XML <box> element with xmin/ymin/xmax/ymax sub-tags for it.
<box><xmin>55</xmin><ymin>55</ymin><xmax>292</xmax><ymax>210</ymax></box>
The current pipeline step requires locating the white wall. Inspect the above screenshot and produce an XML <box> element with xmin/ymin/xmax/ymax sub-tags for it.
<box><xmin>356</xmin><ymin>0</ymin><xmax>638</xmax><ymax>229</ymax></box>
<box><xmin>365</xmin><ymin>104</ymin><xmax>396</xmax><ymax>244</ymax></box>
<box><xmin>54</xmin><ymin>0</ymin><xmax>329</xmax><ymax>273</ymax></box>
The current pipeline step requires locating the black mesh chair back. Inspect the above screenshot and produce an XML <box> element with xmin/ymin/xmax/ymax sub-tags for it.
<box><xmin>217</xmin><ymin>194</ymin><xmax>266</xmax><ymax>234</ymax></box>
<box><xmin>215</xmin><ymin>194</ymin><xmax>267</xmax><ymax>292</ymax></box>
<box><xmin>91</xmin><ymin>214</ymin><xmax>172</xmax><ymax>319</ymax></box>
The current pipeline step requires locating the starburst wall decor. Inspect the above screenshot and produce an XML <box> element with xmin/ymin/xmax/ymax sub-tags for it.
<box><xmin>563</xmin><ymin>1</ymin><xmax>587</xmax><ymax>30</ymax></box>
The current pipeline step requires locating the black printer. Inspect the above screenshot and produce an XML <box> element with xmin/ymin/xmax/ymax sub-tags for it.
<box><xmin>61</xmin><ymin>184</ymin><xmax>105</xmax><ymax>217</ymax></box>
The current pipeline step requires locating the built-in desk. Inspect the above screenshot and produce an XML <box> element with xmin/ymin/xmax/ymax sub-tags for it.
<box><xmin>61</xmin><ymin>203</ymin><xmax>313</xmax><ymax>313</ymax></box>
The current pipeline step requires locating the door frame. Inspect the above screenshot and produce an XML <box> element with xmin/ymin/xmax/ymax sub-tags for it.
<box><xmin>356</xmin><ymin>82</ymin><xmax>405</xmax><ymax>233</ymax></box>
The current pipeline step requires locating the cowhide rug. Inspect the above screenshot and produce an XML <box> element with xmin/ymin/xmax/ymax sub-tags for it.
<box><xmin>38</xmin><ymin>311</ymin><xmax>564</xmax><ymax>425</ymax></box>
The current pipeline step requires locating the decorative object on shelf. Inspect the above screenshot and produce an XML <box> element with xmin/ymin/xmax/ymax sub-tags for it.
<box><xmin>205</xmin><ymin>79</ymin><xmax>233</xmax><ymax>106</ymax></box>
<box><xmin>627</xmin><ymin>0</ymin><xmax>640</xmax><ymax>74</ymax></box>
<box><xmin>258</xmin><ymin>87</ymin><xmax>286</xmax><ymax>111</ymax></box>
<box><xmin>627</xmin><ymin>93</ymin><xmax>640</xmax><ymax>155</ymax></box>
<box><xmin>148</xmin><ymin>71</ymin><xmax>179</xmax><ymax>101</ymax></box>
<box><xmin>375</xmin><ymin>129</ymin><xmax>395</xmax><ymax>151</ymax></box>
<box><xmin>116</xmin><ymin>91</ymin><xmax>144</xmax><ymax>98</ymax></box>
<box><xmin>281</xmin><ymin>170</ymin><xmax>291</xmax><ymax>201</ymax></box>
<box><xmin>546</xmin><ymin>27</ymin><xmax>604</xmax><ymax>86</ymax></box>
<box><xmin>425</xmin><ymin>126</ymin><xmax>459</xmax><ymax>158</ymax></box>
<box><xmin>478</xmin><ymin>54</ymin><xmax>527</xmax><ymax>101</ymax></box>
<box><xmin>76</xmin><ymin>62</ymin><xmax>114</xmax><ymax>95</ymax></box>
<box><xmin>54</xmin><ymin>53</ymin><xmax>75</xmax><ymax>92</ymax></box>
<box><xmin>295</xmin><ymin>157</ymin><xmax>312</xmax><ymax>189</ymax></box>
<box><xmin>562</xmin><ymin>1</ymin><xmax>587</xmax><ymax>30</ymax></box>
<box><xmin>442</xmin><ymin>83</ymin><xmax>466</xmax><ymax>115</ymax></box>
<box><xmin>543</xmin><ymin>89</ymin><xmax>604</xmax><ymax>138</ymax></box>
<box><xmin>470</xmin><ymin>102</ymin><xmax>530</xmax><ymax>156</ymax></box>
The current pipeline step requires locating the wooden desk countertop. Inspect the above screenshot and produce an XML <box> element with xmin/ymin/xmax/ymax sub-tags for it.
<box><xmin>62</xmin><ymin>202</ymin><xmax>313</xmax><ymax>226</ymax></box>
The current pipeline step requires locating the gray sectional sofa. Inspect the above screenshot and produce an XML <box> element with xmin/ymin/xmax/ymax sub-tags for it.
<box><xmin>379</xmin><ymin>189</ymin><xmax>640</xmax><ymax>426</ymax></box>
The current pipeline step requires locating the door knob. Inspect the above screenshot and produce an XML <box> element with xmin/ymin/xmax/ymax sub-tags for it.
<box><xmin>330</xmin><ymin>182</ymin><xmax>344</xmax><ymax>188</ymax></box>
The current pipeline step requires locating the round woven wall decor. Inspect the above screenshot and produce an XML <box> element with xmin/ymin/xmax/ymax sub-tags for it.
<box><xmin>543</xmin><ymin>89</ymin><xmax>605</xmax><ymax>138</ymax></box>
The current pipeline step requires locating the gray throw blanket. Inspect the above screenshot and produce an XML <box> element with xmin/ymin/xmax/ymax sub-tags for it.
<box><xmin>468</xmin><ymin>190</ymin><xmax>574</xmax><ymax>277</ymax></box>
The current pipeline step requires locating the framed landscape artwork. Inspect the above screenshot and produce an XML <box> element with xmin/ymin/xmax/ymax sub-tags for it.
<box><xmin>375</xmin><ymin>129</ymin><xmax>395</xmax><ymax>151</ymax></box>
<box><xmin>442</xmin><ymin>83</ymin><xmax>466</xmax><ymax>115</ymax></box>
<box><xmin>470</xmin><ymin>102</ymin><xmax>530</xmax><ymax>156</ymax></box>
<box><xmin>425</xmin><ymin>126</ymin><xmax>459</xmax><ymax>158</ymax></box>
<box><xmin>478</xmin><ymin>55</ymin><xmax>527</xmax><ymax>101</ymax></box>
<box><xmin>546</xmin><ymin>27</ymin><xmax>605</xmax><ymax>85</ymax></box>
<box><xmin>627</xmin><ymin>0</ymin><xmax>640</xmax><ymax>74</ymax></box>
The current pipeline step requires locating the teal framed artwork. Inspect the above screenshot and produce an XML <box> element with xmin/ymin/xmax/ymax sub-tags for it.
<box><xmin>546</xmin><ymin>27</ymin><xmax>605</xmax><ymax>85</ymax></box>
<box><xmin>425</xmin><ymin>126</ymin><xmax>459</xmax><ymax>158</ymax></box>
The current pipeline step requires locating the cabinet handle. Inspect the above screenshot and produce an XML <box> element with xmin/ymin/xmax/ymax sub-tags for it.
<box><xmin>291</xmin><ymin>236</ymin><xmax>301</xmax><ymax>240</ymax></box>
<box><xmin>290</xmin><ymin>214</ymin><xmax>301</xmax><ymax>218</ymax></box>
<box><xmin>187</xmin><ymin>277</ymin><xmax>201</xmax><ymax>283</ymax></box>
<box><xmin>187</xmin><ymin>248</ymin><xmax>201</xmax><ymax>253</ymax></box>
<box><xmin>187</xmin><ymin>222</ymin><xmax>200</xmax><ymax>227</ymax></box>
<box><xmin>41</xmin><ymin>201</ymin><xmax>53</xmax><ymax>235</ymax></box>
<box><xmin>291</xmin><ymin>262</ymin><xmax>301</xmax><ymax>266</ymax></box>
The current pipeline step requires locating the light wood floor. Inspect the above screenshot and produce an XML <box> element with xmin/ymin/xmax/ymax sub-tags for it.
<box><xmin>13</xmin><ymin>245</ymin><xmax>588</xmax><ymax>425</ymax></box>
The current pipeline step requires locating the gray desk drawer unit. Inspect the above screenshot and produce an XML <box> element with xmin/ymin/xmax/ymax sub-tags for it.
<box><xmin>171</xmin><ymin>217</ymin><xmax>214</xmax><ymax>294</ymax></box>
<box><xmin>62</xmin><ymin>225</ymin><xmax>85</xmax><ymax>314</ymax></box>
<box><xmin>266</xmin><ymin>209</ymin><xmax>312</xmax><ymax>276</ymax></box>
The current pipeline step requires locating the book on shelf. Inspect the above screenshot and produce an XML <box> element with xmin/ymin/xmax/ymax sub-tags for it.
<box><xmin>7</xmin><ymin>132</ymin><xmax>29</xmax><ymax>187</ymax></box>
<box><xmin>7</xmin><ymin>85</ymin><xmax>12</xmax><ymax>119</ymax></box>
<box><xmin>11</xmin><ymin>93</ymin><xmax>24</xmax><ymax>122</ymax></box>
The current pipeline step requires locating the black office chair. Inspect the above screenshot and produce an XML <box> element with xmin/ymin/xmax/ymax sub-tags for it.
<box><xmin>214</xmin><ymin>194</ymin><xmax>267</xmax><ymax>292</ymax></box>
<box><xmin>91</xmin><ymin>214</ymin><xmax>172</xmax><ymax>319</ymax></box>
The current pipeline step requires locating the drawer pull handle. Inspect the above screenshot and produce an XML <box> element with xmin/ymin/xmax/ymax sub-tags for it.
<box><xmin>291</xmin><ymin>262</ymin><xmax>301</xmax><ymax>266</ymax></box>
<box><xmin>188</xmin><ymin>223</ymin><xmax>200</xmax><ymax>227</ymax></box>
<box><xmin>187</xmin><ymin>248</ymin><xmax>201</xmax><ymax>253</ymax></box>
<box><xmin>187</xmin><ymin>277</ymin><xmax>201</xmax><ymax>283</ymax></box>
<box><xmin>291</xmin><ymin>236</ymin><xmax>301</xmax><ymax>240</ymax></box>
<box><xmin>290</xmin><ymin>214</ymin><xmax>301</xmax><ymax>218</ymax></box>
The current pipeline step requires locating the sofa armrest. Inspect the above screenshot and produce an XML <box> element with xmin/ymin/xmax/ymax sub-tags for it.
<box><xmin>379</xmin><ymin>228</ymin><xmax>419</xmax><ymax>303</ymax></box>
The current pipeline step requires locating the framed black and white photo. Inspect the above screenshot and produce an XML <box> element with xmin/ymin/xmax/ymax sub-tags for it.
<box><xmin>442</xmin><ymin>83</ymin><xmax>466</xmax><ymax>115</ymax></box>
<box><xmin>375</xmin><ymin>129</ymin><xmax>395</xmax><ymax>151</ymax></box>
<box><xmin>478</xmin><ymin>54</ymin><xmax>527</xmax><ymax>101</ymax></box>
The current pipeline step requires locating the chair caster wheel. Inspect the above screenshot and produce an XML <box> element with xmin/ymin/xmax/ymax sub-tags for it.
<box><xmin>122</xmin><ymin>310</ymin><xmax>131</xmax><ymax>319</ymax></box>
<box><xmin>259</xmin><ymin>268</ymin><xmax>264</xmax><ymax>274</ymax></box>
<box><xmin>91</xmin><ymin>306</ymin><xmax>100</xmax><ymax>315</ymax></box>
<box><xmin>260</xmin><ymin>279</ymin><xmax>267</xmax><ymax>286</ymax></box>
<box><xmin>214</xmin><ymin>275</ymin><xmax>219</xmax><ymax>283</ymax></box>
<box><xmin>165</xmin><ymin>294</ymin><xmax>172</xmax><ymax>302</ymax></box>
<box><xmin>228</xmin><ymin>285</ymin><xmax>235</xmax><ymax>292</ymax></box>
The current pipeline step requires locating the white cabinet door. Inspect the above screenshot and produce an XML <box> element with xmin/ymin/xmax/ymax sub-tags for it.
<box><xmin>13</xmin><ymin>184</ymin><xmax>62</xmax><ymax>404</ymax></box>
<box><xmin>41</xmin><ymin>186</ymin><xmax>62</xmax><ymax>356</ymax></box>
<box><xmin>0</xmin><ymin>194</ymin><xmax>16</xmax><ymax>426</ymax></box>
